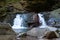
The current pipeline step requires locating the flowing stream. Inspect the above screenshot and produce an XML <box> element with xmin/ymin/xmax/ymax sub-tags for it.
<box><xmin>12</xmin><ymin>13</ymin><xmax>57</xmax><ymax>40</ymax></box>
<box><xmin>12</xmin><ymin>14</ymin><xmax>28</xmax><ymax>33</ymax></box>
<box><xmin>38</xmin><ymin>13</ymin><xmax>57</xmax><ymax>31</ymax></box>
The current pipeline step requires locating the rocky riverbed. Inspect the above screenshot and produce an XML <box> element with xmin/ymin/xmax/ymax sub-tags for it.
<box><xmin>16</xmin><ymin>27</ymin><xmax>60</xmax><ymax>40</ymax></box>
<box><xmin>0</xmin><ymin>9</ymin><xmax>60</xmax><ymax>40</ymax></box>
<box><xmin>0</xmin><ymin>22</ymin><xmax>60</xmax><ymax>40</ymax></box>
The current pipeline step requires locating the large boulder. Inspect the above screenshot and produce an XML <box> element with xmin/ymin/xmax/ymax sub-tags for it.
<box><xmin>26</xmin><ymin>26</ymin><xmax>58</xmax><ymax>37</ymax></box>
<box><xmin>27</xmin><ymin>27</ymin><xmax>50</xmax><ymax>37</ymax></box>
<box><xmin>0</xmin><ymin>22</ymin><xmax>16</xmax><ymax>35</ymax></box>
<box><xmin>42</xmin><ymin>31</ymin><xmax>59</xmax><ymax>39</ymax></box>
<box><xmin>28</xmin><ymin>14</ymin><xmax>40</xmax><ymax>27</ymax></box>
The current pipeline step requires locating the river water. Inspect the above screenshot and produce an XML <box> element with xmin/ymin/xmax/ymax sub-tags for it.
<box><xmin>12</xmin><ymin>13</ymin><xmax>57</xmax><ymax>34</ymax></box>
<box><xmin>38</xmin><ymin>13</ymin><xmax>57</xmax><ymax>31</ymax></box>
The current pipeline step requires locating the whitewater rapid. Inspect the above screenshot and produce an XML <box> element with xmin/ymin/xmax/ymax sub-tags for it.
<box><xmin>38</xmin><ymin>13</ymin><xmax>57</xmax><ymax>31</ymax></box>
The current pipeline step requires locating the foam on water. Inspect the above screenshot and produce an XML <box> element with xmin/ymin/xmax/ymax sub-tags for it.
<box><xmin>12</xmin><ymin>14</ymin><xmax>28</xmax><ymax>33</ymax></box>
<box><xmin>38</xmin><ymin>13</ymin><xmax>57</xmax><ymax>31</ymax></box>
<box><xmin>12</xmin><ymin>14</ymin><xmax>27</xmax><ymax>29</ymax></box>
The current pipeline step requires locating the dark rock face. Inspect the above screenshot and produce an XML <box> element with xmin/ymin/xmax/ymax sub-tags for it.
<box><xmin>43</xmin><ymin>31</ymin><xmax>59</xmax><ymax>39</ymax></box>
<box><xmin>28</xmin><ymin>14</ymin><xmax>40</xmax><ymax>27</ymax></box>
<box><xmin>25</xmin><ymin>0</ymin><xmax>60</xmax><ymax>12</ymax></box>
<box><xmin>6</xmin><ymin>6</ymin><xmax>14</xmax><ymax>12</ymax></box>
<box><xmin>3</xmin><ymin>13</ymin><xmax>17</xmax><ymax>26</ymax></box>
<box><xmin>33</xmin><ymin>14</ymin><xmax>39</xmax><ymax>23</ymax></box>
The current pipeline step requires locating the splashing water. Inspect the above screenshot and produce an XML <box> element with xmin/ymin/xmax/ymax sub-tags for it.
<box><xmin>12</xmin><ymin>14</ymin><xmax>27</xmax><ymax>29</ymax></box>
<box><xmin>38</xmin><ymin>13</ymin><xmax>57</xmax><ymax>31</ymax></box>
<box><xmin>12</xmin><ymin>14</ymin><xmax>28</xmax><ymax>33</ymax></box>
<box><xmin>38</xmin><ymin>13</ymin><xmax>48</xmax><ymax>28</ymax></box>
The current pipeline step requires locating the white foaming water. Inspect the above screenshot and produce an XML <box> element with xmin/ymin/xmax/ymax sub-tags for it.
<box><xmin>38</xmin><ymin>13</ymin><xmax>48</xmax><ymax>28</ymax></box>
<box><xmin>38</xmin><ymin>13</ymin><xmax>57</xmax><ymax>31</ymax></box>
<box><xmin>12</xmin><ymin>14</ymin><xmax>27</xmax><ymax>29</ymax></box>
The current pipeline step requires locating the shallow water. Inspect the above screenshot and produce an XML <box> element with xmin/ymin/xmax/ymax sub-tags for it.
<box><xmin>13</xmin><ymin>29</ymin><xmax>29</xmax><ymax>33</ymax></box>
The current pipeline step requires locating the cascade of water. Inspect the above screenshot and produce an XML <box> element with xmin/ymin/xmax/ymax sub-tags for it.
<box><xmin>12</xmin><ymin>14</ymin><xmax>28</xmax><ymax>33</ymax></box>
<box><xmin>38</xmin><ymin>13</ymin><xmax>48</xmax><ymax>28</ymax></box>
<box><xmin>38</xmin><ymin>13</ymin><xmax>47</xmax><ymax>26</ymax></box>
<box><xmin>38</xmin><ymin>13</ymin><xmax>57</xmax><ymax>31</ymax></box>
<box><xmin>12</xmin><ymin>14</ymin><xmax>27</xmax><ymax>29</ymax></box>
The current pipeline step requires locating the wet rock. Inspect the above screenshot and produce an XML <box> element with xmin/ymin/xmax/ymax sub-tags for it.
<box><xmin>33</xmin><ymin>14</ymin><xmax>39</xmax><ymax>22</ymax></box>
<box><xmin>47</xmin><ymin>16</ymin><xmax>60</xmax><ymax>28</ymax></box>
<box><xmin>42</xmin><ymin>31</ymin><xmax>59</xmax><ymax>39</ymax></box>
<box><xmin>47</xmin><ymin>18</ymin><xmax>57</xmax><ymax>26</ymax></box>
<box><xmin>28</xmin><ymin>14</ymin><xmax>41</xmax><ymax>27</ymax></box>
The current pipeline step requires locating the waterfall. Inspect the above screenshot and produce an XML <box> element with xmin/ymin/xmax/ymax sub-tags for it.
<box><xmin>38</xmin><ymin>13</ymin><xmax>47</xmax><ymax>26</ymax></box>
<box><xmin>38</xmin><ymin>13</ymin><xmax>57</xmax><ymax>31</ymax></box>
<box><xmin>12</xmin><ymin>14</ymin><xmax>27</xmax><ymax>29</ymax></box>
<box><xmin>38</xmin><ymin>13</ymin><xmax>48</xmax><ymax>28</ymax></box>
<box><xmin>12</xmin><ymin>14</ymin><xmax>28</xmax><ymax>33</ymax></box>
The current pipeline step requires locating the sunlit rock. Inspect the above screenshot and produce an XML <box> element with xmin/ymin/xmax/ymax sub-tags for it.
<box><xmin>27</xmin><ymin>28</ymin><xmax>50</xmax><ymax>37</ymax></box>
